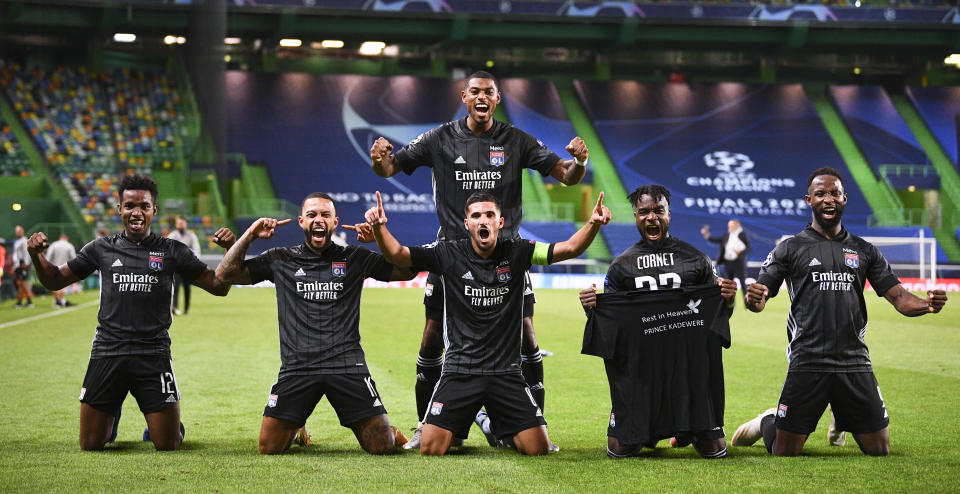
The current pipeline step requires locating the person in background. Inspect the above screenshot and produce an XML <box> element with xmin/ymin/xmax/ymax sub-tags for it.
<box><xmin>45</xmin><ymin>233</ymin><xmax>77</xmax><ymax>307</ymax></box>
<box><xmin>13</xmin><ymin>225</ymin><xmax>33</xmax><ymax>308</ymax></box>
<box><xmin>701</xmin><ymin>219</ymin><xmax>750</xmax><ymax>303</ymax></box>
<box><xmin>167</xmin><ymin>216</ymin><xmax>201</xmax><ymax>315</ymax></box>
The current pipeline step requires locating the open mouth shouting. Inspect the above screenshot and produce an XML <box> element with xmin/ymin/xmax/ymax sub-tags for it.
<box><xmin>819</xmin><ymin>205</ymin><xmax>838</xmax><ymax>221</ymax></box>
<box><xmin>477</xmin><ymin>224</ymin><xmax>491</xmax><ymax>242</ymax></box>
<box><xmin>474</xmin><ymin>101</ymin><xmax>490</xmax><ymax>119</ymax></box>
<box><xmin>310</xmin><ymin>223</ymin><xmax>327</xmax><ymax>246</ymax></box>
<box><xmin>643</xmin><ymin>222</ymin><xmax>663</xmax><ymax>242</ymax></box>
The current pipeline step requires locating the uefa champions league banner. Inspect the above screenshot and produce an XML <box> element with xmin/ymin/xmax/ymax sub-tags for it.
<box><xmin>575</xmin><ymin>81</ymin><xmax>875</xmax><ymax>258</ymax></box>
<box><xmin>128</xmin><ymin>0</ymin><xmax>960</xmax><ymax>25</ymax></box>
<box><xmin>226</xmin><ymin>72</ymin><xmax>465</xmax><ymax>245</ymax></box>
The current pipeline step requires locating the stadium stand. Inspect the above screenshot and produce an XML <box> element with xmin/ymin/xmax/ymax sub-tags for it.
<box><xmin>0</xmin><ymin>118</ymin><xmax>30</xmax><ymax>176</ymax></box>
<box><xmin>905</xmin><ymin>86</ymin><xmax>960</xmax><ymax>169</ymax></box>
<box><xmin>0</xmin><ymin>61</ymin><xmax>114</xmax><ymax>174</ymax></box>
<box><xmin>106</xmin><ymin>67</ymin><xmax>189</xmax><ymax>173</ymax></box>
<box><xmin>1</xmin><ymin>60</ymin><xmax>203</xmax><ymax>237</ymax></box>
<box><xmin>828</xmin><ymin>85</ymin><xmax>929</xmax><ymax>172</ymax></box>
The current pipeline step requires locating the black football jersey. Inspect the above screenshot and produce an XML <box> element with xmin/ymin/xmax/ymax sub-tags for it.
<box><xmin>583</xmin><ymin>286</ymin><xmax>728</xmax><ymax>445</ymax></box>
<box><xmin>757</xmin><ymin>225</ymin><xmax>900</xmax><ymax>372</ymax></box>
<box><xmin>409</xmin><ymin>238</ymin><xmax>540</xmax><ymax>375</ymax></box>
<box><xmin>394</xmin><ymin>117</ymin><xmax>560</xmax><ymax>241</ymax></box>
<box><xmin>245</xmin><ymin>243</ymin><xmax>393</xmax><ymax>377</ymax></box>
<box><xmin>68</xmin><ymin>233</ymin><xmax>208</xmax><ymax>358</ymax></box>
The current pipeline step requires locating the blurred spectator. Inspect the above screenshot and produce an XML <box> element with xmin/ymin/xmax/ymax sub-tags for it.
<box><xmin>45</xmin><ymin>232</ymin><xmax>77</xmax><ymax>307</ymax></box>
<box><xmin>12</xmin><ymin>225</ymin><xmax>33</xmax><ymax>308</ymax></box>
<box><xmin>701</xmin><ymin>219</ymin><xmax>750</xmax><ymax>301</ymax></box>
<box><xmin>0</xmin><ymin>238</ymin><xmax>6</xmax><ymax>302</ymax></box>
<box><xmin>167</xmin><ymin>216</ymin><xmax>200</xmax><ymax>315</ymax></box>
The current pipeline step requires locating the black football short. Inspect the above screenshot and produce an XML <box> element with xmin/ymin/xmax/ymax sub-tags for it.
<box><xmin>774</xmin><ymin>371</ymin><xmax>889</xmax><ymax>435</ymax></box>
<box><xmin>423</xmin><ymin>271</ymin><xmax>535</xmax><ymax>320</ymax></box>
<box><xmin>423</xmin><ymin>373</ymin><xmax>546</xmax><ymax>440</ymax></box>
<box><xmin>79</xmin><ymin>356</ymin><xmax>180</xmax><ymax>415</ymax></box>
<box><xmin>14</xmin><ymin>266</ymin><xmax>29</xmax><ymax>281</ymax></box>
<box><xmin>263</xmin><ymin>373</ymin><xmax>387</xmax><ymax>427</ymax></box>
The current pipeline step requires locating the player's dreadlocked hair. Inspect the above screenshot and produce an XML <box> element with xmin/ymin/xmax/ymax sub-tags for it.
<box><xmin>464</xmin><ymin>70</ymin><xmax>500</xmax><ymax>92</ymax></box>
<box><xmin>627</xmin><ymin>184</ymin><xmax>671</xmax><ymax>210</ymax></box>
<box><xmin>807</xmin><ymin>167</ymin><xmax>844</xmax><ymax>189</ymax></box>
<box><xmin>303</xmin><ymin>192</ymin><xmax>337</xmax><ymax>214</ymax></box>
<box><xmin>118</xmin><ymin>174</ymin><xmax>159</xmax><ymax>203</ymax></box>
<box><xmin>464</xmin><ymin>191</ymin><xmax>502</xmax><ymax>217</ymax></box>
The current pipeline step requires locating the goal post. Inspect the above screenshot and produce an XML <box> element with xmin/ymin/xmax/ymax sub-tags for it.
<box><xmin>862</xmin><ymin>230</ymin><xmax>938</xmax><ymax>285</ymax></box>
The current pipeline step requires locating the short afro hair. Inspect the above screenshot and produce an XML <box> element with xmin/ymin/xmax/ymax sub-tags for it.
<box><xmin>118</xmin><ymin>174</ymin><xmax>158</xmax><ymax>204</ymax></box>
<box><xmin>627</xmin><ymin>184</ymin><xmax>671</xmax><ymax>210</ymax></box>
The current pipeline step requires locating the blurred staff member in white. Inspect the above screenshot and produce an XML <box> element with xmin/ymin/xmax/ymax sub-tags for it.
<box><xmin>45</xmin><ymin>233</ymin><xmax>77</xmax><ymax>308</ymax></box>
<box><xmin>13</xmin><ymin>225</ymin><xmax>33</xmax><ymax>308</ymax></box>
<box><xmin>167</xmin><ymin>216</ymin><xmax>200</xmax><ymax>315</ymax></box>
<box><xmin>701</xmin><ymin>219</ymin><xmax>750</xmax><ymax>302</ymax></box>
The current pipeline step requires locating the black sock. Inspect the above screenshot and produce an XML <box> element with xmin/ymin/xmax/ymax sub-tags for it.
<box><xmin>415</xmin><ymin>347</ymin><xmax>443</xmax><ymax>422</ymax></box>
<box><xmin>761</xmin><ymin>414</ymin><xmax>777</xmax><ymax>454</ymax></box>
<box><xmin>521</xmin><ymin>349</ymin><xmax>545</xmax><ymax>412</ymax></box>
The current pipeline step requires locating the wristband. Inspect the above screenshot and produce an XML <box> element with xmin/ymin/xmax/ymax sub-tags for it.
<box><xmin>574</xmin><ymin>157</ymin><xmax>587</xmax><ymax>168</ymax></box>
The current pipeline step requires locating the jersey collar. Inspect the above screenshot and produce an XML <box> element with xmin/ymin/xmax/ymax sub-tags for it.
<box><xmin>457</xmin><ymin>116</ymin><xmax>499</xmax><ymax>138</ymax></box>
<box><xmin>804</xmin><ymin>223</ymin><xmax>848</xmax><ymax>241</ymax></box>
<box><xmin>120</xmin><ymin>231</ymin><xmax>158</xmax><ymax>247</ymax></box>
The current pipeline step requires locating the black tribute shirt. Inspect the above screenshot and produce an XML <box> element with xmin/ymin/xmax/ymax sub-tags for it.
<box><xmin>394</xmin><ymin>117</ymin><xmax>561</xmax><ymax>241</ymax></box>
<box><xmin>245</xmin><ymin>243</ymin><xmax>394</xmax><ymax>378</ymax></box>
<box><xmin>68</xmin><ymin>232</ymin><xmax>208</xmax><ymax>358</ymax></box>
<box><xmin>583</xmin><ymin>286</ymin><xmax>729</xmax><ymax>445</ymax></box>
<box><xmin>409</xmin><ymin>238</ymin><xmax>545</xmax><ymax>375</ymax></box>
<box><xmin>757</xmin><ymin>225</ymin><xmax>900</xmax><ymax>372</ymax></box>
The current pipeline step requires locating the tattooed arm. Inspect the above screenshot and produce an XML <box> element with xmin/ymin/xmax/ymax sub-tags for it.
<box><xmin>215</xmin><ymin>217</ymin><xmax>291</xmax><ymax>285</ymax></box>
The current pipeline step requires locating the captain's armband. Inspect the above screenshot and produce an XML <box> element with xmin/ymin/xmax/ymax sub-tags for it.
<box><xmin>531</xmin><ymin>242</ymin><xmax>555</xmax><ymax>266</ymax></box>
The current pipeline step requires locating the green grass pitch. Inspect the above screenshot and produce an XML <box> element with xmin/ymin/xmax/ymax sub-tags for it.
<box><xmin>0</xmin><ymin>287</ymin><xmax>957</xmax><ymax>492</ymax></box>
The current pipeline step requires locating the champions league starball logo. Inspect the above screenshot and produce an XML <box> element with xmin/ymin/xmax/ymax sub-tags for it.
<box><xmin>687</xmin><ymin>150</ymin><xmax>796</xmax><ymax>193</ymax></box>
<box><xmin>703</xmin><ymin>151</ymin><xmax>754</xmax><ymax>174</ymax></box>
<box><xmin>683</xmin><ymin>150</ymin><xmax>806</xmax><ymax>216</ymax></box>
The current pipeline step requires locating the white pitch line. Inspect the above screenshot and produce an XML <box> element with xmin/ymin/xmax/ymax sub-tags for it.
<box><xmin>0</xmin><ymin>299</ymin><xmax>99</xmax><ymax>329</ymax></box>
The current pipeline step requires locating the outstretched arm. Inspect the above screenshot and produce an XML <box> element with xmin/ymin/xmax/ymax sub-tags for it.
<box><xmin>744</xmin><ymin>282</ymin><xmax>769</xmax><ymax>313</ymax></box>
<box><xmin>367</xmin><ymin>191</ymin><xmax>413</xmax><ymax>267</ymax></box>
<box><xmin>550</xmin><ymin>192</ymin><xmax>611</xmax><ymax>263</ymax></box>
<box><xmin>370</xmin><ymin>137</ymin><xmax>401</xmax><ymax>178</ymax></box>
<box><xmin>883</xmin><ymin>285</ymin><xmax>947</xmax><ymax>316</ymax></box>
<box><xmin>215</xmin><ymin>218</ymin><xmax>292</xmax><ymax>285</ymax></box>
<box><xmin>549</xmin><ymin>136</ymin><xmax>589</xmax><ymax>186</ymax></box>
<box><xmin>28</xmin><ymin>232</ymin><xmax>80</xmax><ymax>291</ymax></box>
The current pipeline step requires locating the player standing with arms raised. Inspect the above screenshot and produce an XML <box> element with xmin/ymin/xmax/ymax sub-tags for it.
<box><xmin>369</xmin><ymin>71</ymin><xmax>589</xmax><ymax>449</ymax></box>
<box><xmin>731</xmin><ymin>167</ymin><xmax>947</xmax><ymax>456</ymax></box>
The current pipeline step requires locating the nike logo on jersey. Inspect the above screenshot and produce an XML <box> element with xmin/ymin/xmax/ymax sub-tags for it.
<box><xmin>462</xmin><ymin>271</ymin><xmax>474</xmax><ymax>280</ymax></box>
<box><xmin>808</xmin><ymin>258</ymin><xmax>821</xmax><ymax>267</ymax></box>
<box><xmin>454</xmin><ymin>155</ymin><xmax>466</xmax><ymax>164</ymax></box>
<box><xmin>295</xmin><ymin>268</ymin><xmax>306</xmax><ymax>277</ymax></box>
<box><xmin>112</xmin><ymin>259</ymin><xmax>123</xmax><ymax>267</ymax></box>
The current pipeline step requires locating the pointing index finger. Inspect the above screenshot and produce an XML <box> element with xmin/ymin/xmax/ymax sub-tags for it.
<box><xmin>276</xmin><ymin>218</ymin><xmax>293</xmax><ymax>226</ymax></box>
<box><xmin>596</xmin><ymin>191</ymin><xmax>604</xmax><ymax>209</ymax></box>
